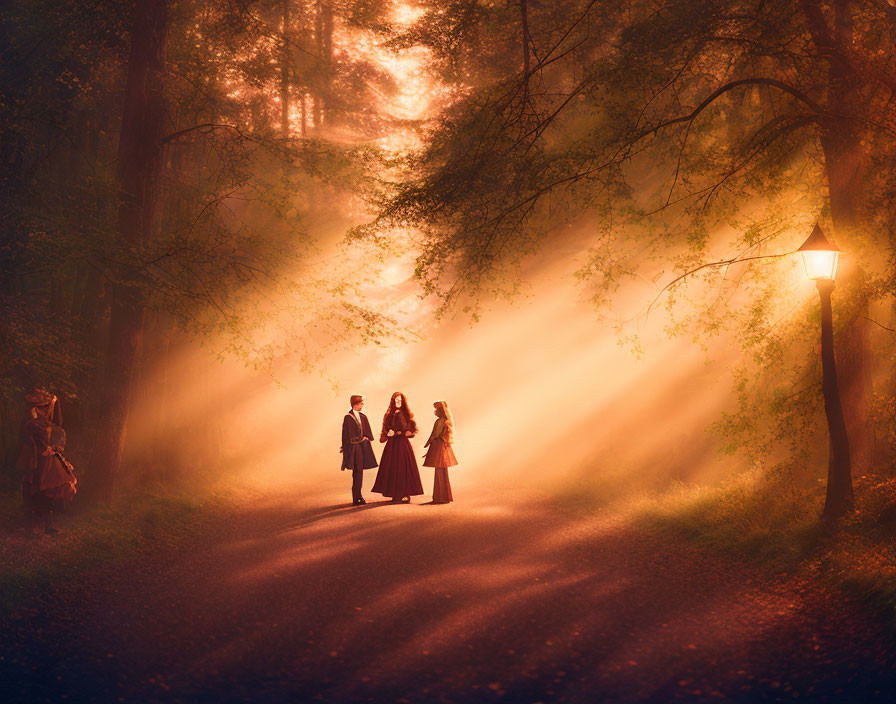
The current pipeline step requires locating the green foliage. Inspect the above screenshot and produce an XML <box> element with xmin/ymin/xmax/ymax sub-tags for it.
<box><xmin>639</xmin><ymin>472</ymin><xmax>825</xmax><ymax>565</ymax></box>
<box><xmin>871</xmin><ymin>393</ymin><xmax>896</xmax><ymax>454</ymax></box>
<box><xmin>0</xmin><ymin>0</ymin><xmax>427</xmax><ymax>482</ymax></box>
<box><xmin>0</xmin><ymin>484</ymin><xmax>225</xmax><ymax>614</ymax></box>
<box><xmin>640</xmin><ymin>471</ymin><xmax>896</xmax><ymax>628</ymax></box>
<box><xmin>360</xmin><ymin>0</ymin><xmax>896</xmax><ymax>473</ymax></box>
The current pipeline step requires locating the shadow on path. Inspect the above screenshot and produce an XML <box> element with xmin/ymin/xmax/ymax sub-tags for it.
<box><xmin>2</xmin><ymin>488</ymin><xmax>894</xmax><ymax>703</ymax></box>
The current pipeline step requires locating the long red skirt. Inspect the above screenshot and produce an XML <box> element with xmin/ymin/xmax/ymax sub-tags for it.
<box><xmin>372</xmin><ymin>436</ymin><xmax>424</xmax><ymax>499</ymax></box>
<box><xmin>432</xmin><ymin>467</ymin><xmax>453</xmax><ymax>503</ymax></box>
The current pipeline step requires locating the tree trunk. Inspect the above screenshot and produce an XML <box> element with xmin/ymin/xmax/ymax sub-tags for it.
<box><xmin>520</xmin><ymin>0</ymin><xmax>530</xmax><ymax>81</ymax></box>
<box><xmin>314</xmin><ymin>1</ymin><xmax>333</xmax><ymax>129</ymax></box>
<box><xmin>817</xmin><ymin>0</ymin><xmax>873</xmax><ymax>477</ymax></box>
<box><xmin>89</xmin><ymin>0</ymin><xmax>168</xmax><ymax>503</ymax></box>
<box><xmin>313</xmin><ymin>3</ymin><xmax>323</xmax><ymax>129</ymax></box>
<box><xmin>818</xmin><ymin>280</ymin><xmax>854</xmax><ymax>519</ymax></box>
<box><xmin>822</xmin><ymin>121</ymin><xmax>873</xmax><ymax>477</ymax></box>
<box><xmin>154</xmin><ymin>316</ymin><xmax>174</xmax><ymax>478</ymax></box>
<box><xmin>280</xmin><ymin>0</ymin><xmax>291</xmax><ymax>138</ymax></box>
<box><xmin>300</xmin><ymin>91</ymin><xmax>308</xmax><ymax>137</ymax></box>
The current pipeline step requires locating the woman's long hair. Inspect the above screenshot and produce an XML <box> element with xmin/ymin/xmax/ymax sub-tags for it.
<box><xmin>381</xmin><ymin>391</ymin><xmax>416</xmax><ymax>441</ymax></box>
<box><xmin>434</xmin><ymin>400</ymin><xmax>454</xmax><ymax>445</ymax></box>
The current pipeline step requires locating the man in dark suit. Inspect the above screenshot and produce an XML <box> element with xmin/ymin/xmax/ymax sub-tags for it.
<box><xmin>341</xmin><ymin>394</ymin><xmax>378</xmax><ymax>505</ymax></box>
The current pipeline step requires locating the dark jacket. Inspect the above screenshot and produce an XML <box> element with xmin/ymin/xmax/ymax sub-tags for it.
<box><xmin>341</xmin><ymin>411</ymin><xmax>378</xmax><ymax>471</ymax></box>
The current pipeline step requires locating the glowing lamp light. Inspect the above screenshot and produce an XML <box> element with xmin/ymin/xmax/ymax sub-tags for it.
<box><xmin>798</xmin><ymin>223</ymin><xmax>840</xmax><ymax>282</ymax></box>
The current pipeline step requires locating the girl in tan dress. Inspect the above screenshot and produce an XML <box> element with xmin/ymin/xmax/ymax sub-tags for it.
<box><xmin>422</xmin><ymin>400</ymin><xmax>458</xmax><ymax>504</ymax></box>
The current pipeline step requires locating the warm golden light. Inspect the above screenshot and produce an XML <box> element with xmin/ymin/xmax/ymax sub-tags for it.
<box><xmin>797</xmin><ymin>223</ymin><xmax>840</xmax><ymax>282</ymax></box>
<box><xmin>117</xmin><ymin>0</ymin><xmax>750</xmax><ymax>509</ymax></box>
<box><xmin>800</xmin><ymin>249</ymin><xmax>840</xmax><ymax>281</ymax></box>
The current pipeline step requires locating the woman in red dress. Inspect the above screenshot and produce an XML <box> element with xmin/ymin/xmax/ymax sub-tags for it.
<box><xmin>423</xmin><ymin>400</ymin><xmax>458</xmax><ymax>504</ymax></box>
<box><xmin>371</xmin><ymin>392</ymin><xmax>424</xmax><ymax>503</ymax></box>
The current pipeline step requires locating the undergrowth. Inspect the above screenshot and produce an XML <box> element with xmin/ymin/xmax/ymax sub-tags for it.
<box><xmin>636</xmin><ymin>470</ymin><xmax>825</xmax><ymax>567</ymax></box>
<box><xmin>0</xmin><ymin>484</ymin><xmax>230</xmax><ymax>615</ymax></box>
<box><xmin>635</xmin><ymin>468</ymin><xmax>896</xmax><ymax>629</ymax></box>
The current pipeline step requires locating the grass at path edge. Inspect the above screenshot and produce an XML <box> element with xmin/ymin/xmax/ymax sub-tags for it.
<box><xmin>0</xmin><ymin>484</ymin><xmax>232</xmax><ymax>615</ymax></box>
<box><xmin>633</xmin><ymin>471</ymin><xmax>896</xmax><ymax>633</ymax></box>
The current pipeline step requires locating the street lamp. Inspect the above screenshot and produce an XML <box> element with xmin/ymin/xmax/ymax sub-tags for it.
<box><xmin>798</xmin><ymin>223</ymin><xmax>853</xmax><ymax>519</ymax></box>
<box><xmin>799</xmin><ymin>222</ymin><xmax>841</xmax><ymax>281</ymax></box>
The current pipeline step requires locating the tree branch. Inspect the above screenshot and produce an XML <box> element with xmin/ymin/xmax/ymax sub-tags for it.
<box><xmin>798</xmin><ymin>0</ymin><xmax>836</xmax><ymax>52</ymax></box>
<box><xmin>644</xmin><ymin>78</ymin><xmax>822</xmax><ymax>137</ymax></box>
<box><xmin>160</xmin><ymin>123</ymin><xmax>239</xmax><ymax>145</ymax></box>
<box><xmin>799</xmin><ymin>0</ymin><xmax>896</xmax><ymax>94</ymax></box>
<box><xmin>863</xmin><ymin>315</ymin><xmax>896</xmax><ymax>332</ymax></box>
<box><xmin>526</xmin><ymin>0</ymin><xmax>599</xmax><ymax>79</ymax></box>
<box><xmin>646</xmin><ymin>250</ymin><xmax>796</xmax><ymax>315</ymax></box>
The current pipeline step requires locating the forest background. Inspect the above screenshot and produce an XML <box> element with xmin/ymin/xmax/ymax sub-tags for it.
<box><xmin>2</xmin><ymin>0</ymin><xmax>896</xmax><ymax>583</ymax></box>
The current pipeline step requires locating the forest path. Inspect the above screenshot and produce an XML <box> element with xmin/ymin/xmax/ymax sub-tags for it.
<box><xmin>2</xmin><ymin>484</ymin><xmax>895</xmax><ymax>703</ymax></box>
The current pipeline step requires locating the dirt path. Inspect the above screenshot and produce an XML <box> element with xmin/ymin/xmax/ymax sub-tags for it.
<box><xmin>2</xmin><ymin>486</ymin><xmax>894</xmax><ymax>703</ymax></box>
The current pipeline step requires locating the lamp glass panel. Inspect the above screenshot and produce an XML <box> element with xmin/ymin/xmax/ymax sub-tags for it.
<box><xmin>801</xmin><ymin>250</ymin><xmax>839</xmax><ymax>281</ymax></box>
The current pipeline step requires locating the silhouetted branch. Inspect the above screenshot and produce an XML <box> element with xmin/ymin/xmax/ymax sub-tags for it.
<box><xmin>863</xmin><ymin>315</ymin><xmax>896</xmax><ymax>333</ymax></box>
<box><xmin>526</xmin><ymin>0</ymin><xmax>599</xmax><ymax>79</ymax></box>
<box><xmin>647</xmin><ymin>250</ymin><xmax>796</xmax><ymax>315</ymax></box>
<box><xmin>644</xmin><ymin>78</ymin><xmax>822</xmax><ymax>136</ymax></box>
<box><xmin>160</xmin><ymin>123</ymin><xmax>239</xmax><ymax>145</ymax></box>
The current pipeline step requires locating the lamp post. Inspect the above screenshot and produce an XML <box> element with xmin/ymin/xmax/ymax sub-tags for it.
<box><xmin>798</xmin><ymin>223</ymin><xmax>853</xmax><ymax>520</ymax></box>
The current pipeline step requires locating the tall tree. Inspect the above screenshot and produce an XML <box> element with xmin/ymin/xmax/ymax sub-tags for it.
<box><xmin>314</xmin><ymin>0</ymin><xmax>334</xmax><ymax>129</ymax></box>
<box><xmin>0</xmin><ymin>0</ymin><xmax>447</xmax><ymax>488</ymax></box>
<box><xmin>281</xmin><ymin>0</ymin><xmax>292</xmax><ymax>137</ymax></box>
<box><xmin>90</xmin><ymin>0</ymin><xmax>168</xmax><ymax>501</ymax></box>
<box><xmin>375</xmin><ymin>0</ymin><xmax>896</xmax><ymax>515</ymax></box>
